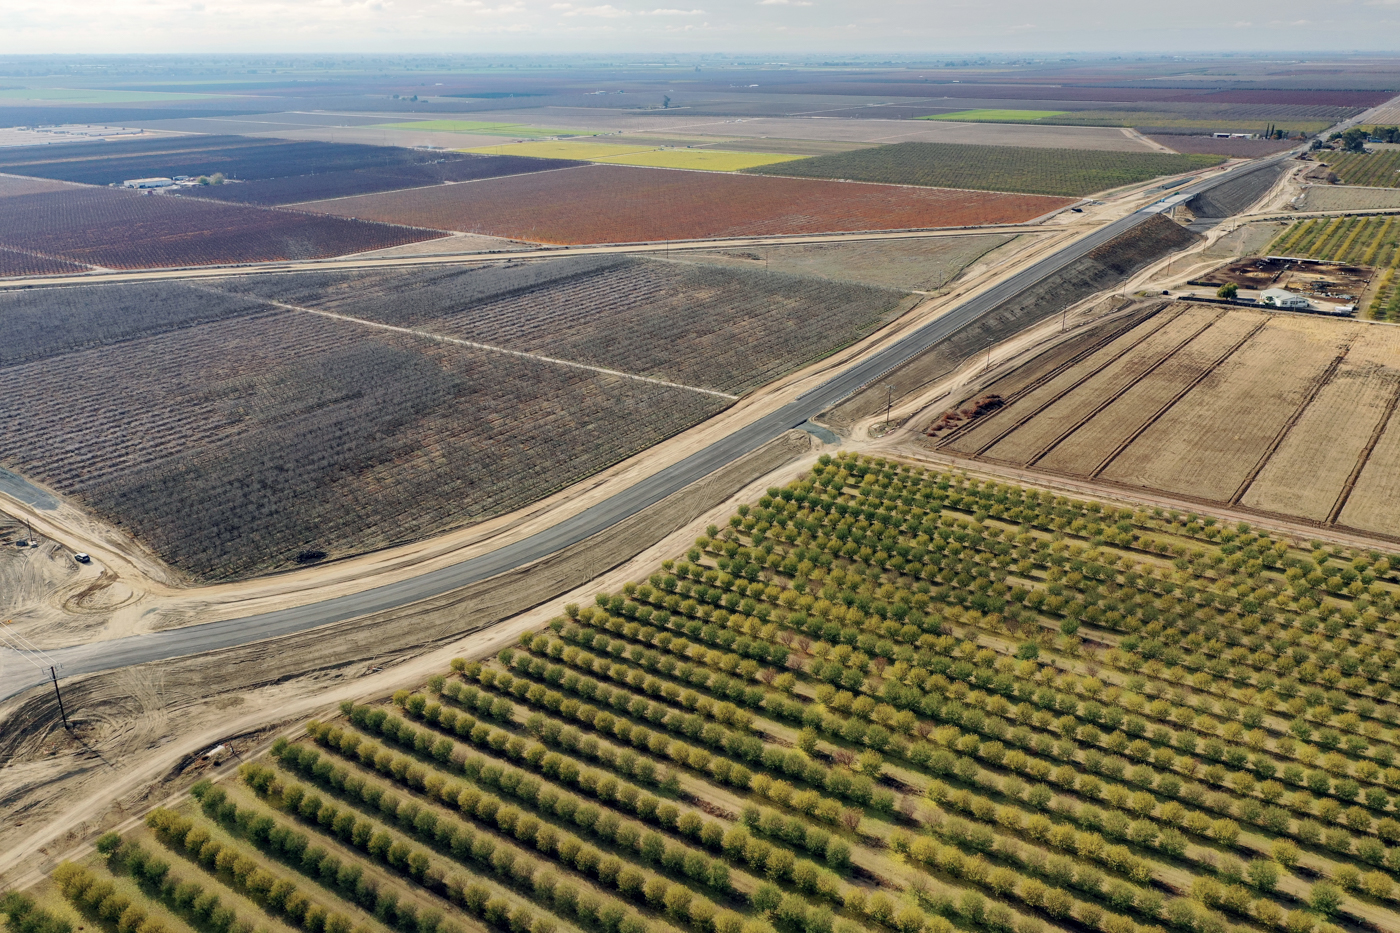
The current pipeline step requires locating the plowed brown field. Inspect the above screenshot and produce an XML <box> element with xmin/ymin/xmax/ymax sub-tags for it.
<box><xmin>299</xmin><ymin>163</ymin><xmax>1073</xmax><ymax>244</ymax></box>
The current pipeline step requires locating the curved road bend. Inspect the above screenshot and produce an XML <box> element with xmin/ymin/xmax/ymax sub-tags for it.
<box><xmin>0</xmin><ymin>155</ymin><xmax>1291</xmax><ymax>701</ymax></box>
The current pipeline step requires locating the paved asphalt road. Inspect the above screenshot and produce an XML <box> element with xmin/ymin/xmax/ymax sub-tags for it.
<box><xmin>0</xmin><ymin>154</ymin><xmax>1291</xmax><ymax>701</ymax></box>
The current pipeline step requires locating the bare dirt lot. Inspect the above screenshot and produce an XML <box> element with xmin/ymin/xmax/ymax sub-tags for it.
<box><xmin>1190</xmin><ymin>255</ymin><xmax>1374</xmax><ymax>302</ymax></box>
<box><xmin>926</xmin><ymin>301</ymin><xmax>1400</xmax><ymax>535</ymax></box>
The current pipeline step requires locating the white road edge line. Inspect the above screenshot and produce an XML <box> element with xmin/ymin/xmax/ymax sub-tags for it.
<box><xmin>203</xmin><ymin>288</ymin><xmax>740</xmax><ymax>401</ymax></box>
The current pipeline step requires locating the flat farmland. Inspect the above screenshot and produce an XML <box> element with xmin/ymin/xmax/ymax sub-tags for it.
<box><xmin>1091</xmin><ymin>316</ymin><xmax>1345</xmax><ymax>499</ymax></box>
<box><xmin>681</xmin><ymin>233</ymin><xmax>1019</xmax><ymax>292</ymax></box>
<box><xmin>1036</xmin><ymin>310</ymin><xmax>1268</xmax><ymax>478</ymax></box>
<box><xmin>0</xmin><ymin>173</ymin><xmax>75</xmax><ymax>197</ymax></box>
<box><xmin>466</xmin><ymin>140</ymin><xmax>805</xmax><ymax>172</ymax></box>
<box><xmin>468</xmin><ymin>108</ymin><xmax>1173</xmax><ymax>151</ymax></box>
<box><xmin>0</xmin><ymin>136</ymin><xmax>504</xmax><ymax>186</ymax></box>
<box><xmin>1244</xmin><ymin>342</ymin><xmax>1400</xmax><ymax>520</ymax></box>
<box><xmin>0</xmin><ymin>255</ymin><xmax>915</xmax><ymax>578</ymax></box>
<box><xmin>933</xmin><ymin>302</ymin><xmax>1400</xmax><ymax>536</ymax></box>
<box><xmin>748</xmin><ymin>141</ymin><xmax>1224</xmax><ymax>197</ymax></box>
<box><xmin>0</xmin><ymin>246</ymin><xmax>90</xmax><ymax>276</ymax></box>
<box><xmin>210</xmin><ymin>255</ymin><xmax>918</xmax><ymax>396</ymax></box>
<box><xmin>181</xmin><ymin>154</ymin><xmax>585</xmax><ymax>206</ymax></box>
<box><xmin>1340</xmin><ymin>390</ymin><xmax>1400</xmax><ymax>534</ymax></box>
<box><xmin>958</xmin><ymin>306</ymin><xmax>1230</xmax><ymax>462</ymax></box>
<box><xmin>0</xmin><ymin>187</ymin><xmax>444</xmax><ymax>270</ymax></box>
<box><xmin>1147</xmin><ymin>135</ymin><xmax>1297</xmax><ymax>157</ymax></box>
<box><xmin>300</xmin><ymin>163</ymin><xmax>1071</xmax><ymax>243</ymax></box>
<box><xmin>0</xmin><ymin>299</ymin><xmax>728</xmax><ymax>581</ymax></box>
<box><xmin>1294</xmin><ymin>185</ymin><xmax>1400</xmax><ymax>213</ymax></box>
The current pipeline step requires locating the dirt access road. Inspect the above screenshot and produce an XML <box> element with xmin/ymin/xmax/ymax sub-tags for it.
<box><xmin>0</xmin><ymin>149</ymin><xmax>1297</xmax><ymax>702</ymax></box>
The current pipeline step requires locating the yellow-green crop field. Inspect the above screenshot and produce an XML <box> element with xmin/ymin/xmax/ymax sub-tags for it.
<box><xmin>465</xmin><ymin>141</ymin><xmax>807</xmax><ymax>172</ymax></box>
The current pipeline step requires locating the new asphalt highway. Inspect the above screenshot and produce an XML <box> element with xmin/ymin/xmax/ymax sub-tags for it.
<box><xmin>0</xmin><ymin>153</ymin><xmax>1293</xmax><ymax>701</ymax></box>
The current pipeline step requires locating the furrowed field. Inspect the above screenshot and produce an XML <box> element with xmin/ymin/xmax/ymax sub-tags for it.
<box><xmin>0</xmin><ymin>259</ymin><xmax>914</xmax><ymax>578</ymax></box>
<box><xmin>299</xmin><ymin>164</ymin><xmax>1072</xmax><ymax>244</ymax></box>
<box><xmin>747</xmin><ymin>143</ymin><xmax>1225</xmax><ymax>198</ymax></box>
<box><xmin>1267</xmin><ymin>218</ymin><xmax>1400</xmax><ymax>319</ymax></box>
<box><xmin>932</xmin><ymin>302</ymin><xmax>1400</xmax><ymax>538</ymax></box>
<box><xmin>22</xmin><ymin>453</ymin><xmax>1400</xmax><ymax>933</ymax></box>
<box><xmin>0</xmin><ymin>187</ymin><xmax>444</xmax><ymax>270</ymax></box>
<box><xmin>211</xmin><ymin>257</ymin><xmax>919</xmax><ymax>396</ymax></box>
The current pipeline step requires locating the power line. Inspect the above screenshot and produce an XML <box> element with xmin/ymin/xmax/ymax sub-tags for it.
<box><xmin>0</xmin><ymin>625</ymin><xmax>71</xmax><ymax>729</ymax></box>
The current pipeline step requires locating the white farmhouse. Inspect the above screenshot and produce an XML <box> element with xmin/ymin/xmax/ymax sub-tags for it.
<box><xmin>1259</xmin><ymin>288</ymin><xmax>1311</xmax><ymax>310</ymax></box>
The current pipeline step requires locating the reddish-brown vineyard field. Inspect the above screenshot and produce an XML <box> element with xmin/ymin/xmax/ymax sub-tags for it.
<box><xmin>300</xmin><ymin>163</ymin><xmax>1073</xmax><ymax>244</ymax></box>
<box><xmin>930</xmin><ymin>301</ymin><xmax>1400</xmax><ymax>540</ymax></box>
<box><xmin>0</xmin><ymin>187</ymin><xmax>445</xmax><ymax>270</ymax></box>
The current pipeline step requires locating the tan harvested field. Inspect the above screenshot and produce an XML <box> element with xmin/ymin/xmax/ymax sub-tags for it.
<box><xmin>1338</xmin><ymin>386</ymin><xmax>1400</xmax><ymax>533</ymax></box>
<box><xmin>1037</xmin><ymin>309</ymin><xmax>1267</xmax><ymax>476</ymax></box>
<box><xmin>940</xmin><ymin>305</ymin><xmax>1192</xmax><ymax>455</ymax></box>
<box><xmin>1244</xmin><ymin>342</ymin><xmax>1400</xmax><ymax>519</ymax></box>
<box><xmin>932</xmin><ymin>301</ymin><xmax>1400</xmax><ymax>536</ymax></box>
<box><xmin>1098</xmin><ymin>314</ymin><xmax>1348</xmax><ymax>500</ymax></box>
<box><xmin>1198</xmin><ymin>219</ymin><xmax>1289</xmax><ymax>259</ymax></box>
<box><xmin>1295</xmin><ymin>184</ymin><xmax>1400</xmax><ymax>212</ymax></box>
<box><xmin>975</xmin><ymin>306</ymin><xmax>1224</xmax><ymax>462</ymax></box>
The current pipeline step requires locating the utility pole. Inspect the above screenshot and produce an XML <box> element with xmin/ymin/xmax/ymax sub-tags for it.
<box><xmin>50</xmin><ymin>667</ymin><xmax>70</xmax><ymax>730</ymax></box>
<box><xmin>885</xmin><ymin>383</ymin><xmax>895</xmax><ymax>428</ymax></box>
<box><xmin>1</xmin><ymin>624</ymin><xmax>69</xmax><ymax>731</ymax></box>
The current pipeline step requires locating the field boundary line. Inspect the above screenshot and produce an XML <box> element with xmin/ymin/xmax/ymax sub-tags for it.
<box><xmin>1086</xmin><ymin>316</ymin><xmax>1271</xmax><ymax>478</ymax></box>
<box><xmin>1326</xmin><ymin>374</ymin><xmax>1400</xmax><ymax>524</ymax></box>
<box><xmin>950</xmin><ymin>304</ymin><xmax>1195</xmax><ymax>458</ymax></box>
<box><xmin>0</xmin><ymin>241</ymin><xmax>106</xmax><ymax>273</ymax></box>
<box><xmin>1025</xmin><ymin>307</ymin><xmax>1231</xmax><ymax>469</ymax></box>
<box><xmin>937</xmin><ymin>303</ymin><xmax>1173</xmax><ymax>451</ymax></box>
<box><xmin>1228</xmin><ymin>344</ymin><xmax>1351</xmax><ymax>506</ymax></box>
<box><xmin>198</xmin><ymin>287</ymin><xmax>740</xmax><ymax>401</ymax></box>
<box><xmin>277</xmin><ymin>163</ymin><xmax>596</xmax><ymax>209</ymax></box>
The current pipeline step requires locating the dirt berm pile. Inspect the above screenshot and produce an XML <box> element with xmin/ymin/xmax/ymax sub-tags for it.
<box><xmin>1189</xmin><ymin>159</ymin><xmax>1291</xmax><ymax>219</ymax></box>
<box><xmin>825</xmin><ymin>213</ymin><xmax>1198</xmax><ymax>428</ymax></box>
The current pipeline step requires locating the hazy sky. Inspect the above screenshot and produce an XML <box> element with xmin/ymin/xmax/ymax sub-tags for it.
<box><xmin>5</xmin><ymin>0</ymin><xmax>1400</xmax><ymax>55</ymax></box>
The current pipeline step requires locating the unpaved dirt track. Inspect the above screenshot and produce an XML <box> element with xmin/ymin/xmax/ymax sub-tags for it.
<box><xmin>0</xmin><ymin>150</ymin><xmax>1300</xmax><ymax>702</ymax></box>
